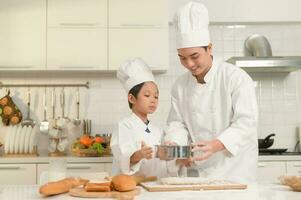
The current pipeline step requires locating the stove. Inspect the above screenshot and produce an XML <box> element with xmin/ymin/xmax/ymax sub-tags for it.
<box><xmin>258</xmin><ymin>148</ymin><xmax>301</xmax><ymax>155</ymax></box>
<box><xmin>259</xmin><ymin>152</ymin><xmax>301</xmax><ymax>156</ymax></box>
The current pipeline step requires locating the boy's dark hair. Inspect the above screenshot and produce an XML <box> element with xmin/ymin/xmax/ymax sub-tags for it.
<box><xmin>128</xmin><ymin>82</ymin><xmax>145</xmax><ymax>109</ymax></box>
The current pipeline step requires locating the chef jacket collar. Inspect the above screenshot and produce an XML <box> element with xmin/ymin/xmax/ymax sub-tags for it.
<box><xmin>131</xmin><ymin>112</ymin><xmax>151</xmax><ymax>133</ymax></box>
<box><xmin>203</xmin><ymin>59</ymin><xmax>218</xmax><ymax>84</ymax></box>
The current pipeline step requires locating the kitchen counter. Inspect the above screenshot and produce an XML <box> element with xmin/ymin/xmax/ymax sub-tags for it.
<box><xmin>258</xmin><ymin>155</ymin><xmax>301</xmax><ymax>161</ymax></box>
<box><xmin>0</xmin><ymin>156</ymin><xmax>113</xmax><ymax>164</ymax></box>
<box><xmin>1</xmin><ymin>155</ymin><xmax>301</xmax><ymax>163</ymax></box>
<box><xmin>0</xmin><ymin>184</ymin><xmax>300</xmax><ymax>200</ymax></box>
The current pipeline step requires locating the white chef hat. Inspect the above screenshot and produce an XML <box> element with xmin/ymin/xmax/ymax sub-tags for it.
<box><xmin>117</xmin><ymin>58</ymin><xmax>155</xmax><ymax>93</ymax></box>
<box><xmin>174</xmin><ymin>1</ymin><xmax>210</xmax><ymax>49</ymax></box>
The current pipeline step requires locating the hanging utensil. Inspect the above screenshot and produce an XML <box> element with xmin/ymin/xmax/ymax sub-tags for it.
<box><xmin>56</xmin><ymin>89</ymin><xmax>66</xmax><ymax>129</ymax></box>
<box><xmin>51</xmin><ymin>88</ymin><xmax>56</xmax><ymax>120</ymax></box>
<box><xmin>73</xmin><ymin>88</ymin><xmax>81</xmax><ymax>126</ymax></box>
<box><xmin>40</xmin><ymin>88</ymin><xmax>49</xmax><ymax>135</ymax></box>
<box><xmin>22</xmin><ymin>88</ymin><xmax>35</xmax><ymax>127</ymax></box>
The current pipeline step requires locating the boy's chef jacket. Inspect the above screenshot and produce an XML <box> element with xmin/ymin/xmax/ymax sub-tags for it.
<box><xmin>111</xmin><ymin>113</ymin><xmax>168</xmax><ymax>178</ymax></box>
<box><xmin>165</xmin><ymin>59</ymin><xmax>258</xmax><ymax>183</ymax></box>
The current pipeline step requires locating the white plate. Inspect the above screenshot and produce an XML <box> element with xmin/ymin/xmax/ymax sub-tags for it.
<box><xmin>8</xmin><ymin>126</ymin><xmax>17</xmax><ymax>154</ymax></box>
<box><xmin>4</xmin><ymin>126</ymin><xmax>12</xmax><ymax>154</ymax></box>
<box><xmin>29</xmin><ymin>127</ymin><xmax>37</xmax><ymax>154</ymax></box>
<box><xmin>19</xmin><ymin>126</ymin><xmax>27</xmax><ymax>154</ymax></box>
<box><xmin>14</xmin><ymin>125</ymin><xmax>21</xmax><ymax>154</ymax></box>
<box><xmin>24</xmin><ymin>126</ymin><xmax>32</xmax><ymax>154</ymax></box>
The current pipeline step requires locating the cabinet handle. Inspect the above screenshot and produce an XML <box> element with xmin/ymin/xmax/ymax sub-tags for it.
<box><xmin>258</xmin><ymin>163</ymin><xmax>266</xmax><ymax>167</ymax></box>
<box><xmin>0</xmin><ymin>66</ymin><xmax>34</xmax><ymax>69</ymax></box>
<box><xmin>59</xmin><ymin>23</ymin><xmax>99</xmax><ymax>27</ymax></box>
<box><xmin>0</xmin><ymin>167</ymin><xmax>21</xmax><ymax>170</ymax></box>
<box><xmin>120</xmin><ymin>23</ymin><xmax>159</xmax><ymax>28</ymax></box>
<box><xmin>67</xmin><ymin>166</ymin><xmax>91</xmax><ymax>170</ymax></box>
<box><xmin>58</xmin><ymin>66</ymin><xmax>97</xmax><ymax>69</ymax></box>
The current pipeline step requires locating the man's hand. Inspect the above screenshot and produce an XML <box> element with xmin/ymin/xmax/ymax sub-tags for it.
<box><xmin>176</xmin><ymin>158</ymin><xmax>193</xmax><ymax>167</ymax></box>
<box><xmin>191</xmin><ymin>139</ymin><xmax>225</xmax><ymax>161</ymax></box>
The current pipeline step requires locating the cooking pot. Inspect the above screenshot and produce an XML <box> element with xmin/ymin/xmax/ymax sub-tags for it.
<box><xmin>155</xmin><ymin>145</ymin><xmax>193</xmax><ymax>160</ymax></box>
<box><xmin>258</xmin><ymin>133</ymin><xmax>275</xmax><ymax>149</ymax></box>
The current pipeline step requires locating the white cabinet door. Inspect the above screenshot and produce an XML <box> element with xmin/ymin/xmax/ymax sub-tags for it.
<box><xmin>0</xmin><ymin>164</ymin><xmax>36</xmax><ymax>185</ymax></box>
<box><xmin>196</xmin><ymin>0</ymin><xmax>301</xmax><ymax>22</ymax></box>
<box><xmin>109</xmin><ymin>0</ymin><xmax>168</xmax><ymax>28</ymax></box>
<box><xmin>37</xmin><ymin>163</ymin><xmax>105</xmax><ymax>181</ymax></box>
<box><xmin>47</xmin><ymin>28</ymin><xmax>107</xmax><ymax>70</ymax></box>
<box><xmin>104</xmin><ymin>163</ymin><xmax>112</xmax><ymax>175</ymax></box>
<box><xmin>257</xmin><ymin>161</ymin><xmax>286</xmax><ymax>183</ymax></box>
<box><xmin>0</xmin><ymin>0</ymin><xmax>46</xmax><ymax>70</ymax></box>
<box><xmin>286</xmin><ymin>161</ymin><xmax>301</xmax><ymax>176</ymax></box>
<box><xmin>109</xmin><ymin>29</ymin><xmax>169</xmax><ymax>71</ymax></box>
<box><xmin>47</xmin><ymin>0</ymin><xmax>107</xmax><ymax>70</ymax></box>
<box><xmin>48</xmin><ymin>0</ymin><xmax>107</xmax><ymax>28</ymax></box>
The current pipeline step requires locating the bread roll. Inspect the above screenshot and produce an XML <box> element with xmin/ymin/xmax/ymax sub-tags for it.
<box><xmin>39</xmin><ymin>177</ymin><xmax>89</xmax><ymax>196</ymax></box>
<box><xmin>85</xmin><ymin>182</ymin><xmax>111</xmax><ymax>192</ymax></box>
<box><xmin>112</xmin><ymin>174</ymin><xmax>136</xmax><ymax>192</ymax></box>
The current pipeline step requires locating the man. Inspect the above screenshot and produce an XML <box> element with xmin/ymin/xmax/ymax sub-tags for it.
<box><xmin>164</xmin><ymin>1</ymin><xmax>258</xmax><ymax>183</ymax></box>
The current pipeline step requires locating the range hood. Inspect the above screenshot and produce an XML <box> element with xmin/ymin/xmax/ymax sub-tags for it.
<box><xmin>226</xmin><ymin>34</ymin><xmax>301</xmax><ymax>72</ymax></box>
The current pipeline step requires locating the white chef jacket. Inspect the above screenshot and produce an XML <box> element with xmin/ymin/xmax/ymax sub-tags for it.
<box><xmin>110</xmin><ymin>113</ymin><xmax>168</xmax><ymax>178</ymax></box>
<box><xmin>165</xmin><ymin>59</ymin><xmax>258</xmax><ymax>183</ymax></box>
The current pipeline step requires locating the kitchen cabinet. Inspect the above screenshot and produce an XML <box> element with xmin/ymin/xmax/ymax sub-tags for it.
<box><xmin>47</xmin><ymin>28</ymin><xmax>107</xmax><ymax>70</ymax></box>
<box><xmin>172</xmin><ymin>0</ymin><xmax>301</xmax><ymax>23</ymax></box>
<box><xmin>108</xmin><ymin>29</ymin><xmax>169</xmax><ymax>71</ymax></box>
<box><xmin>0</xmin><ymin>164</ymin><xmax>36</xmax><ymax>185</ymax></box>
<box><xmin>0</xmin><ymin>156</ymin><xmax>112</xmax><ymax>185</ymax></box>
<box><xmin>0</xmin><ymin>0</ymin><xmax>46</xmax><ymax>70</ymax></box>
<box><xmin>0</xmin><ymin>0</ymin><xmax>169</xmax><ymax>71</ymax></box>
<box><xmin>47</xmin><ymin>0</ymin><xmax>107</xmax><ymax>28</ymax></box>
<box><xmin>257</xmin><ymin>161</ymin><xmax>286</xmax><ymax>183</ymax></box>
<box><xmin>286</xmin><ymin>161</ymin><xmax>301</xmax><ymax>176</ymax></box>
<box><xmin>47</xmin><ymin>0</ymin><xmax>107</xmax><ymax>70</ymax></box>
<box><xmin>104</xmin><ymin>163</ymin><xmax>112</xmax><ymax>175</ymax></box>
<box><xmin>108</xmin><ymin>0</ymin><xmax>169</xmax><ymax>71</ymax></box>
<box><xmin>109</xmin><ymin>0</ymin><xmax>168</xmax><ymax>28</ymax></box>
<box><xmin>37</xmin><ymin>163</ymin><xmax>107</xmax><ymax>181</ymax></box>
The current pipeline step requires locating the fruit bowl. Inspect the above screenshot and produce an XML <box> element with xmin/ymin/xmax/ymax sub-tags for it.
<box><xmin>71</xmin><ymin>147</ymin><xmax>100</xmax><ymax>157</ymax></box>
<box><xmin>71</xmin><ymin>135</ymin><xmax>105</xmax><ymax>157</ymax></box>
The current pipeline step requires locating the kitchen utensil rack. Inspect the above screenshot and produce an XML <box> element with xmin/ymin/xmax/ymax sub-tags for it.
<box><xmin>0</xmin><ymin>81</ymin><xmax>89</xmax><ymax>89</ymax></box>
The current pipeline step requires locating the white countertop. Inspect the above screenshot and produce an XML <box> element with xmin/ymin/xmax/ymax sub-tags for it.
<box><xmin>0</xmin><ymin>155</ymin><xmax>301</xmax><ymax>164</ymax></box>
<box><xmin>0</xmin><ymin>156</ymin><xmax>113</xmax><ymax>164</ymax></box>
<box><xmin>0</xmin><ymin>184</ymin><xmax>300</xmax><ymax>200</ymax></box>
<box><xmin>258</xmin><ymin>155</ymin><xmax>301</xmax><ymax>161</ymax></box>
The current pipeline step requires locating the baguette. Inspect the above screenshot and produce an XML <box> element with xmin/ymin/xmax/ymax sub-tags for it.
<box><xmin>39</xmin><ymin>177</ymin><xmax>89</xmax><ymax>196</ymax></box>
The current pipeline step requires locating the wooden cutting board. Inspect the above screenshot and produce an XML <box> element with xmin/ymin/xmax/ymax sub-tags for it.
<box><xmin>140</xmin><ymin>181</ymin><xmax>247</xmax><ymax>192</ymax></box>
<box><xmin>69</xmin><ymin>187</ymin><xmax>140</xmax><ymax>199</ymax></box>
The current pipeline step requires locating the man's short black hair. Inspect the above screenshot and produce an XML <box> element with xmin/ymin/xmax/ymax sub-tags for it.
<box><xmin>201</xmin><ymin>46</ymin><xmax>208</xmax><ymax>51</ymax></box>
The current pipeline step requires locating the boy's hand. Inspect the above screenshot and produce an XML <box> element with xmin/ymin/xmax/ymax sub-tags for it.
<box><xmin>139</xmin><ymin>141</ymin><xmax>153</xmax><ymax>160</ymax></box>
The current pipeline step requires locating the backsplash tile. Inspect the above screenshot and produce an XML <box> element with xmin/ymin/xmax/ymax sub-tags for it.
<box><xmin>1</xmin><ymin>23</ymin><xmax>301</xmax><ymax>153</ymax></box>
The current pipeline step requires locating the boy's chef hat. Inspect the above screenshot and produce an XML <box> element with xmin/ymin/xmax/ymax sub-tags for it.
<box><xmin>117</xmin><ymin>58</ymin><xmax>155</xmax><ymax>93</ymax></box>
<box><xmin>174</xmin><ymin>1</ymin><xmax>210</xmax><ymax>49</ymax></box>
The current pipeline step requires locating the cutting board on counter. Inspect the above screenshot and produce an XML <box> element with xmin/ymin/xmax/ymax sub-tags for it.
<box><xmin>69</xmin><ymin>187</ymin><xmax>140</xmax><ymax>198</ymax></box>
<box><xmin>140</xmin><ymin>181</ymin><xmax>247</xmax><ymax>192</ymax></box>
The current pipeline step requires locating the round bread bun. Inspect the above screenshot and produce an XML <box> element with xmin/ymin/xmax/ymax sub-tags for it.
<box><xmin>112</xmin><ymin>174</ymin><xmax>136</xmax><ymax>192</ymax></box>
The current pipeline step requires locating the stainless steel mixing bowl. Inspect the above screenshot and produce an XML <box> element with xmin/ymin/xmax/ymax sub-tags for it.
<box><xmin>155</xmin><ymin>145</ymin><xmax>193</xmax><ymax>160</ymax></box>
